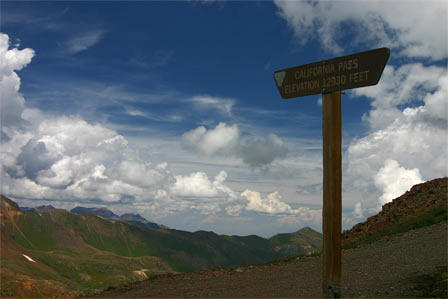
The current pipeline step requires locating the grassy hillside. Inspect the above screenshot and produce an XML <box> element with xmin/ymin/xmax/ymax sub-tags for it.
<box><xmin>1</xmin><ymin>195</ymin><xmax>321</xmax><ymax>297</ymax></box>
<box><xmin>1</xmin><ymin>196</ymin><xmax>174</xmax><ymax>297</ymax></box>
<box><xmin>7</xmin><ymin>208</ymin><xmax>320</xmax><ymax>272</ymax></box>
<box><xmin>269</xmin><ymin>227</ymin><xmax>322</xmax><ymax>256</ymax></box>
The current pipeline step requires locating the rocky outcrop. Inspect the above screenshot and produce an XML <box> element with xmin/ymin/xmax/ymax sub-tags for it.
<box><xmin>342</xmin><ymin>177</ymin><xmax>447</xmax><ymax>244</ymax></box>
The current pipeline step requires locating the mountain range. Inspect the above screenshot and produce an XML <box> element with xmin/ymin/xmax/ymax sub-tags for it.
<box><xmin>19</xmin><ymin>205</ymin><xmax>56</xmax><ymax>214</ymax></box>
<box><xmin>2</xmin><ymin>177</ymin><xmax>445</xmax><ymax>297</ymax></box>
<box><xmin>70</xmin><ymin>206</ymin><xmax>168</xmax><ymax>230</ymax></box>
<box><xmin>20</xmin><ymin>205</ymin><xmax>167</xmax><ymax>230</ymax></box>
<box><xmin>0</xmin><ymin>195</ymin><xmax>321</xmax><ymax>297</ymax></box>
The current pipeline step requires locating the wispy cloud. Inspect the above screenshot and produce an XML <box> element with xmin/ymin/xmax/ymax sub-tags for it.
<box><xmin>1</xmin><ymin>7</ymin><xmax>69</xmax><ymax>27</ymax></box>
<box><xmin>65</xmin><ymin>30</ymin><xmax>104</xmax><ymax>54</ymax></box>
<box><xmin>124</xmin><ymin>106</ymin><xmax>184</xmax><ymax>123</ymax></box>
<box><xmin>186</xmin><ymin>95</ymin><xmax>235</xmax><ymax>116</ymax></box>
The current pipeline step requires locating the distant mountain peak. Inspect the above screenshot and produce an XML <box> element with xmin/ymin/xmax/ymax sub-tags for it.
<box><xmin>120</xmin><ymin>213</ymin><xmax>166</xmax><ymax>229</ymax></box>
<box><xmin>292</xmin><ymin>226</ymin><xmax>320</xmax><ymax>237</ymax></box>
<box><xmin>19</xmin><ymin>205</ymin><xmax>56</xmax><ymax>214</ymax></box>
<box><xmin>70</xmin><ymin>206</ymin><xmax>165</xmax><ymax>229</ymax></box>
<box><xmin>70</xmin><ymin>206</ymin><xmax>120</xmax><ymax>221</ymax></box>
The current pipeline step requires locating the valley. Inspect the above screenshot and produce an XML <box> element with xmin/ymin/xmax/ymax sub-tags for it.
<box><xmin>0</xmin><ymin>194</ymin><xmax>321</xmax><ymax>297</ymax></box>
<box><xmin>1</xmin><ymin>177</ymin><xmax>446</xmax><ymax>298</ymax></box>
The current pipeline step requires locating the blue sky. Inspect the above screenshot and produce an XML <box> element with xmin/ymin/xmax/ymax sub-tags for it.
<box><xmin>1</xmin><ymin>0</ymin><xmax>447</xmax><ymax>237</ymax></box>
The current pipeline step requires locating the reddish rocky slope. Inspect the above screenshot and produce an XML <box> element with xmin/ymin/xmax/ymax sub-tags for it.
<box><xmin>342</xmin><ymin>177</ymin><xmax>447</xmax><ymax>244</ymax></box>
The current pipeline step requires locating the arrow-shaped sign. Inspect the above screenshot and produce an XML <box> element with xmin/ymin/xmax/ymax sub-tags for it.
<box><xmin>274</xmin><ymin>47</ymin><xmax>390</xmax><ymax>99</ymax></box>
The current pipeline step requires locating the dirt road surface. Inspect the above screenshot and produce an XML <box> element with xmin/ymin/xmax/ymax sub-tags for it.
<box><xmin>89</xmin><ymin>222</ymin><xmax>447</xmax><ymax>298</ymax></box>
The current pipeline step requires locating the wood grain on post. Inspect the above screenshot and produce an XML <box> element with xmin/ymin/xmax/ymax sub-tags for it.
<box><xmin>322</xmin><ymin>91</ymin><xmax>342</xmax><ymax>298</ymax></box>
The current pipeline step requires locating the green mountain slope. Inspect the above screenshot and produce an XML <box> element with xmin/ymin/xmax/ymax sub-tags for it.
<box><xmin>0</xmin><ymin>195</ymin><xmax>173</xmax><ymax>297</ymax></box>
<box><xmin>1</xmin><ymin>195</ymin><xmax>321</xmax><ymax>297</ymax></box>
<box><xmin>269</xmin><ymin>226</ymin><xmax>322</xmax><ymax>256</ymax></box>
<box><xmin>7</xmin><ymin>204</ymin><xmax>321</xmax><ymax>272</ymax></box>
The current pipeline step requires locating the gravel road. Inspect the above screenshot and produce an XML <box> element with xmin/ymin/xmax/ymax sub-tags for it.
<box><xmin>90</xmin><ymin>222</ymin><xmax>447</xmax><ymax>298</ymax></box>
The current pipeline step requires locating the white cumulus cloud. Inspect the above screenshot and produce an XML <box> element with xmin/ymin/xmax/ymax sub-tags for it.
<box><xmin>0</xmin><ymin>34</ymin><xmax>175</xmax><ymax>210</ymax></box>
<box><xmin>0</xmin><ymin>33</ymin><xmax>34</xmax><ymax>136</ymax></box>
<box><xmin>240</xmin><ymin>189</ymin><xmax>319</xmax><ymax>218</ymax></box>
<box><xmin>171</xmin><ymin>171</ymin><xmax>219</xmax><ymax>198</ymax></box>
<box><xmin>1</xmin><ymin>113</ymin><xmax>241</xmax><ymax>216</ymax></box>
<box><xmin>346</xmin><ymin>64</ymin><xmax>447</xmax><ymax>217</ymax></box>
<box><xmin>354</xmin><ymin>64</ymin><xmax>446</xmax><ymax>130</ymax></box>
<box><xmin>348</xmin><ymin>64</ymin><xmax>447</xmax><ymax>183</ymax></box>
<box><xmin>374</xmin><ymin>159</ymin><xmax>423</xmax><ymax>206</ymax></box>
<box><xmin>182</xmin><ymin>122</ymin><xmax>288</xmax><ymax>167</ymax></box>
<box><xmin>165</xmin><ymin>170</ymin><xmax>238</xmax><ymax>215</ymax></box>
<box><xmin>182</xmin><ymin>122</ymin><xmax>239</xmax><ymax>156</ymax></box>
<box><xmin>240</xmin><ymin>133</ymin><xmax>287</xmax><ymax>168</ymax></box>
<box><xmin>118</xmin><ymin>160</ymin><xmax>169</xmax><ymax>188</ymax></box>
<box><xmin>242</xmin><ymin>189</ymin><xmax>293</xmax><ymax>215</ymax></box>
<box><xmin>274</xmin><ymin>0</ymin><xmax>447</xmax><ymax>60</ymax></box>
<box><xmin>1</xmin><ymin>33</ymin><xmax>298</xmax><ymax>223</ymax></box>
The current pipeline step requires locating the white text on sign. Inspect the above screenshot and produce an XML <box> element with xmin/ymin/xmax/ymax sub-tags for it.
<box><xmin>282</xmin><ymin>58</ymin><xmax>373</xmax><ymax>95</ymax></box>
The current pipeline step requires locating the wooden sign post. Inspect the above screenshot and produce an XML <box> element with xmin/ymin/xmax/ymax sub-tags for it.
<box><xmin>273</xmin><ymin>48</ymin><xmax>390</xmax><ymax>298</ymax></box>
<box><xmin>322</xmin><ymin>91</ymin><xmax>342</xmax><ymax>297</ymax></box>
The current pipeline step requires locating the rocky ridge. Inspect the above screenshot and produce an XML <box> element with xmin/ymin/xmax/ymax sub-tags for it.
<box><xmin>342</xmin><ymin>177</ymin><xmax>447</xmax><ymax>244</ymax></box>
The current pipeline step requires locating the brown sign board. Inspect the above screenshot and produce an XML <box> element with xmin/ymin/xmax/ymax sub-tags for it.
<box><xmin>274</xmin><ymin>47</ymin><xmax>390</xmax><ymax>99</ymax></box>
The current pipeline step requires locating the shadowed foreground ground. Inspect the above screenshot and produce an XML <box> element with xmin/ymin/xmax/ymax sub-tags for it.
<box><xmin>89</xmin><ymin>222</ymin><xmax>447</xmax><ymax>298</ymax></box>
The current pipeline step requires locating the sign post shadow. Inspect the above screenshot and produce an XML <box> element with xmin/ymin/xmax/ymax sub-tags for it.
<box><xmin>273</xmin><ymin>47</ymin><xmax>390</xmax><ymax>298</ymax></box>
